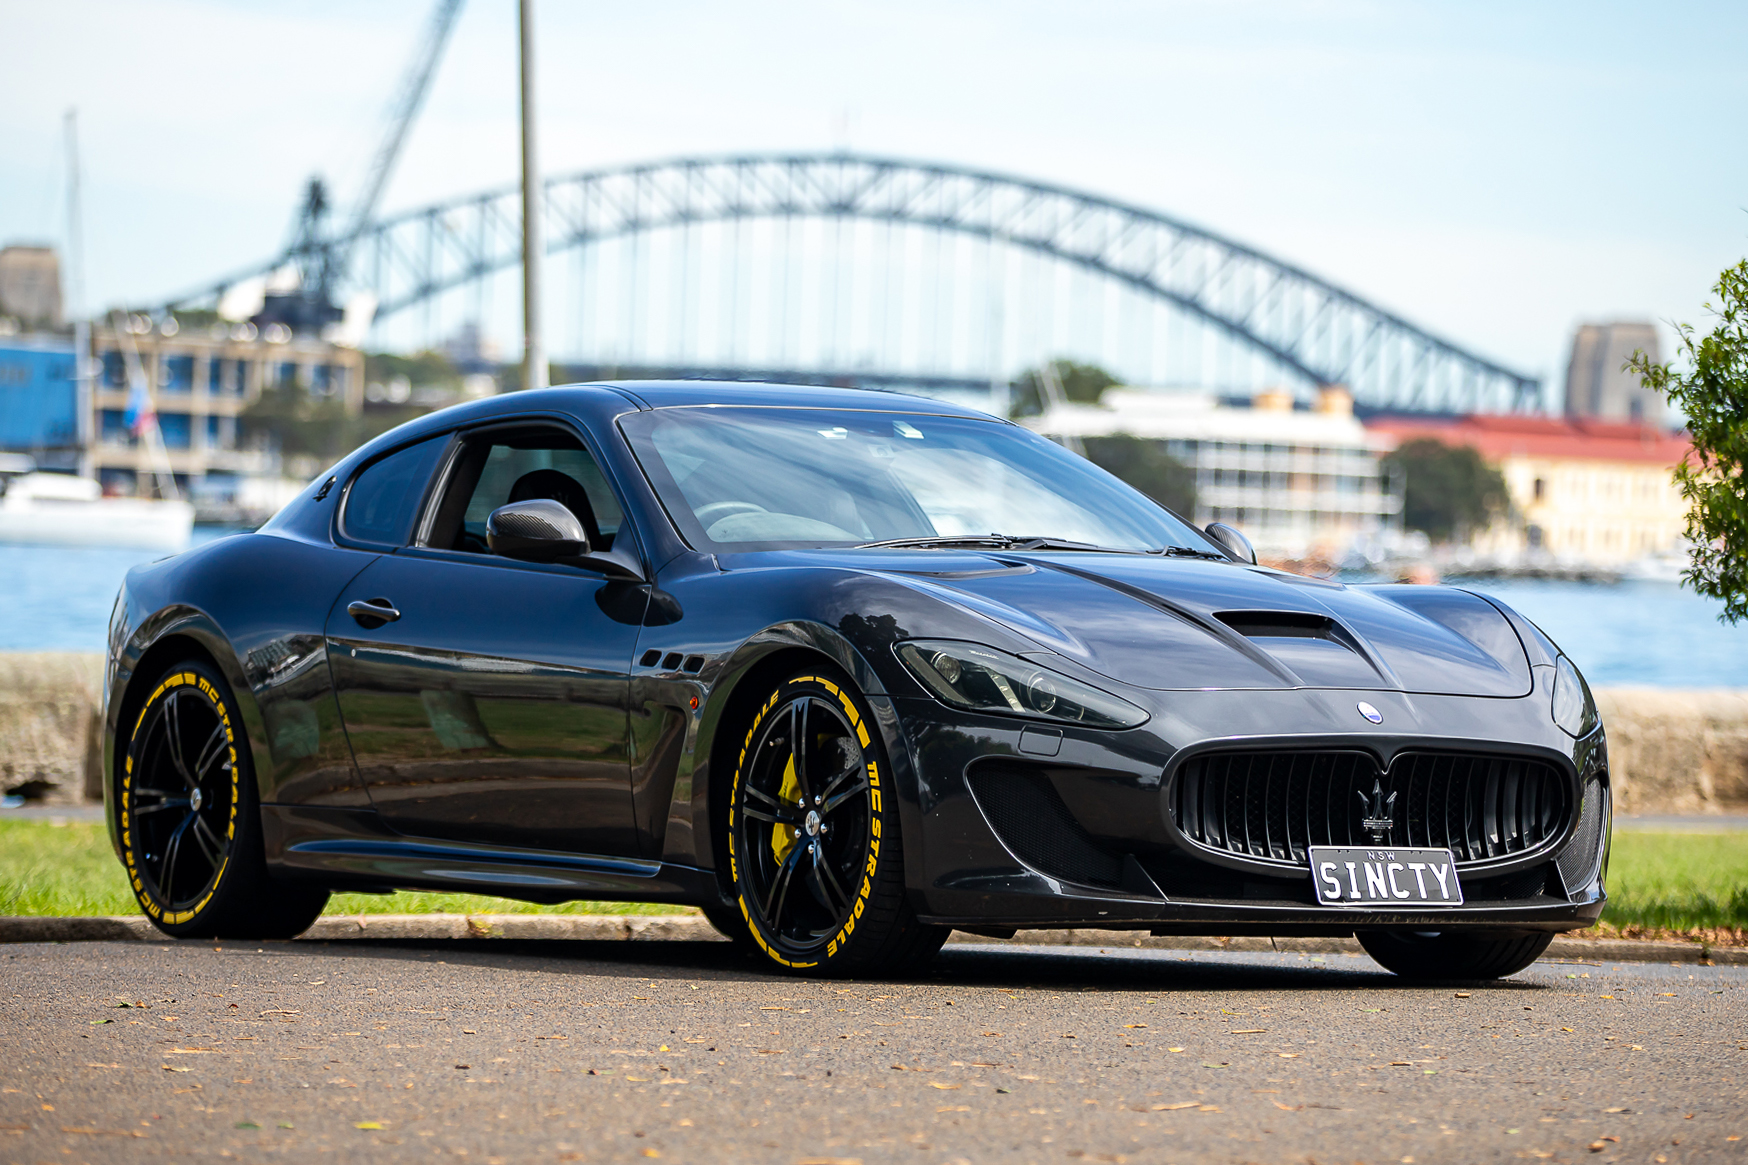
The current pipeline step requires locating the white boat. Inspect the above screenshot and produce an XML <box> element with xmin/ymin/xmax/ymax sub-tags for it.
<box><xmin>0</xmin><ymin>470</ymin><xmax>193</xmax><ymax>551</ymax></box>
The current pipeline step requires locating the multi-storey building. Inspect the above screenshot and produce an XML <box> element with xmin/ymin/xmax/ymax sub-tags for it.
<box><xmin>1565</xmin><ymin>321</ymin><xmax>1663</xmax><ymax>422</ymax></box>
<box><xmin>1026</xmin><ymin>385</ymin><xmax>1401</xmax><ymax>558</ymax></box>
<box><xmin>1365</xmin><ymin>413</ymin><xmax>1692</xmax><ymax>565</ymax></box>
<box><xmin>88</xmin><ymin>319</ymin><xmax>364</xmax><ymax>499</ymax></box>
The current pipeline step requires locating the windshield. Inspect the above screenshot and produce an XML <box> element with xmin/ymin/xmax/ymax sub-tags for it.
<box><xmin>618</xmin><ymin>405</ymin><xmax>1218</xmax><ymax>554</ymax></box>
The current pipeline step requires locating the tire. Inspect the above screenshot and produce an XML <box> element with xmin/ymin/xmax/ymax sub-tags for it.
<box><xmin>118</xmin><ymin>659</ymin><xmax>329</xmax><ymax>940</ymax></box>
<box><xmin>724</xmin><ymin>667</ymin><xmax>947</xmax><ymax>976</ymax></box>
<box><xmin>1357</xmin><ymin>930</ymin><xmax>1554</xmax><ymax>981</ymax></box>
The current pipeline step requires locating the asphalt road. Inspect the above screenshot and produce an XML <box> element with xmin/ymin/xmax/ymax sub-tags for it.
<box><xmin>2</xmin><ymin>939</ymin><xmax>1743</xmax><ymax>1165</ymax></box>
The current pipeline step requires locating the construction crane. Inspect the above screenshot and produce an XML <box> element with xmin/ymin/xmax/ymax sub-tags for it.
<box><xmin>257</xmin><ymin>0</ymin><xmax>465</xmax><ymax>335</ymax></box>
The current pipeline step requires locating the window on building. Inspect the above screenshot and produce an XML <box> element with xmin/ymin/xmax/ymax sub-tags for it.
<box><xmin>101</xmin><ymin>351</ymin><xmax>126</xmax><ymax>388</ymax></box>
<box><xmin>158</xmin><ymin>413</ymin><xmax>192</xmax><ymax>449</ymax></box>
<box><xmin>161</xmin><ymin>355</ymin><xmax>194</xmax><ymax>394</ymax></box>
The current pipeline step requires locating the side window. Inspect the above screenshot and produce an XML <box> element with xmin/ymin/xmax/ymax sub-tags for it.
<box><xmin>340</xmin><ymin>435</ymin><xmax>447</xmax><ymax>547</ymax></box>
<box><xmin>434</xmin><ymin>430</ymin><xmax>624</xmax><ymax>555</ymax></box>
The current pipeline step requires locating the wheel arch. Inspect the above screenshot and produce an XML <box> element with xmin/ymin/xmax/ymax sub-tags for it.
<box><xmin>693</xmin><ymin>621</ymin><xmax>919</xmax><ymax>904</ymax></box>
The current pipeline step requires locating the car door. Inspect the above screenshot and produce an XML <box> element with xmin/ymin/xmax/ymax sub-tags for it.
<box><xmin>324</xmin><ymin>421</ymin><xmax>648</xmax><ymax>857</ymax></box>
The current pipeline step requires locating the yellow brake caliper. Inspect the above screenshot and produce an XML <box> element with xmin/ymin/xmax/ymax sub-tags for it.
<box><xmin>770</xmin><ymin>752</ymin><xmax>804</xmax><ymax>864</ymax></box>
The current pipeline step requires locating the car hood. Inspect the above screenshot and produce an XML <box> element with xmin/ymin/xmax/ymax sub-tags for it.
<box><xmin>867</xmin><ymin>552</ymin><xmax>1532</xmax><ymax>696</ymax></box>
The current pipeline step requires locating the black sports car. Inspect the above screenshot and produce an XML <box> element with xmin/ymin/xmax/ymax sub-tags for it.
<box><xmin>103</xmin><ymin>382</ymin><xmax>1610</xmax><ymax>980</ymax></box>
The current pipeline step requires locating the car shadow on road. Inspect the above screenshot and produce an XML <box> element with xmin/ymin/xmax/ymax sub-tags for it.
<box><xmin>257</xmin><ymin>936</ymin><xmax>1545</xmax><ymax>995</ymax></box>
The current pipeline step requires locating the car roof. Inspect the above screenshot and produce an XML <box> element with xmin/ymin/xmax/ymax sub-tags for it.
<box><xmin>575</xmin><ymin>380</ymin><xmax>1004</xmax><ymax>419</ymax></box>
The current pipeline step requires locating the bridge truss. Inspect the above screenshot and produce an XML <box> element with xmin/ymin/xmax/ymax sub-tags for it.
<box><xmin>171</xmin><ymin>152</ymin><xmax>1541</xmax><ymax>413</ymax></box>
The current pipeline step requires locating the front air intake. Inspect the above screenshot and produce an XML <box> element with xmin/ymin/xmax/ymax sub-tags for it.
<box><xmin>1170</xmin><ymin>749</ymin><xmax>1571</xmax><ymax>869</ymax></box>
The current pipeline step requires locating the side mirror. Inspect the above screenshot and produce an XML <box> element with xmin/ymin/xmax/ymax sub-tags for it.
<box><xmin>487</xmin><ymin>498</ymin><xmax>589</xmax><ymax>561</ymax></box>
<box><xmin>485</xmin><ymin>499</ymin><xmax>646</xmax><ymax>582</ymax></box>
<box><xmin>1204</xmin><ymin>521</ymin><xmax>1257</xmax><ymax>564</ymax></box>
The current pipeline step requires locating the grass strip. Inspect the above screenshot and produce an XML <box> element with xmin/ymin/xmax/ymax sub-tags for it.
<box><xmin>0</xmin><ymin>819</ymin><xmax>690</xmax><ymax>918</ymax></box>
<box><xmin>3</xmin><ymin>819</ymin><xmax>1742</xmax><ymax>939</ymax></box>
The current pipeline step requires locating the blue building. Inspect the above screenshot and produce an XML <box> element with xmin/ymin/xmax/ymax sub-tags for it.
<box><xmin>0</xmin><ymin>336</ymin><xmax>80</xmax><ymax>468</ymax></box>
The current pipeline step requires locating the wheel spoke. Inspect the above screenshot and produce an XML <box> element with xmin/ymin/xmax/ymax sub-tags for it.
<box><xmin>190</xmin><ymin>816</ymin><xmax>225</xmax><ymax>869</ymax></box>
<box><xmin>819</xmin><ymin>773</ymin><xmax>869</xmax><ymax>817</ymax></box>
<box><xmin>788</xmin><ymin>699</ymin><xmax>813</xmax><ymax>804</ymax></box>
<box><xmin>742</xmin><ymin>804</ymin><xmax>800</xmax><ymax>827</ymax></box>
<box><xmin>761</xmin><ymin>844</ymin><xmax>805</xmax><ymax>929</ymax></box>
<box><xmin>131</xmin><ymin>792</ymin><xmax>188</xmax><ymax>818</ymax></box>
<box><xmin>812</xmin><ymin>843</ymin><xmax>853</xmax><ymax>915</ymax></box>
<box><xmin>163</xmin><ymin>694</ymin><xmax>195</xmax><ymax>789</ymax></box>
<box><xmin>192</xmin><ymin>723</ymin><xmax>228</xmax><ymax>780</ymax></box>
<box><xmin>159</xmin><ymin>812</ymin><xmax>194</xmax><ymax>901</ymax></box>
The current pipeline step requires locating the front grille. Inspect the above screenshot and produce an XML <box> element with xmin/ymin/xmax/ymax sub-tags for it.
<box><xmin>1170</xmin><ymin>750</ymin><xmax>1571</xmax><ymax>868</ymax></box>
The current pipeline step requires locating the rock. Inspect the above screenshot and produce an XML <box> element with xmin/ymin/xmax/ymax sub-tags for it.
<box><xmin>0</xmin><ymin>653</ymin><xmax>103</xmax><ymax>805</ymax></box>
<box><xmin>1593</xmin><ymin>688</ymin><xmax>1748</xmax><ymax>814</ymax></box>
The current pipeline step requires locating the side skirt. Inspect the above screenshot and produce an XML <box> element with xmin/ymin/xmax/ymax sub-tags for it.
<box><xmin>261</xmin><ymin>805</ymin><xmax>718</xmax><ymax>906</ymax></box>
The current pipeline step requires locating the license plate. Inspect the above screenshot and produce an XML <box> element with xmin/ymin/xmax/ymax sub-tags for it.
<box><xmin>1308</xmin><ymin>845</ymin><xmax>1464</xmax><ymax>907</ymax></box>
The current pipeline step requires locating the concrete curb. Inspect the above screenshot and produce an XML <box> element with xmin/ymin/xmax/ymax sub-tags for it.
<box><xmin>1</xmin><ymin>913</ymin><xmax>1743</xmax><ymax>965</ymax></box>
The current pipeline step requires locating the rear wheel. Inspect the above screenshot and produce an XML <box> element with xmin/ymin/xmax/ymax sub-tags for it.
<box><xmin>725</xmin><ymin>667</ymin><xmax>946</xmax><ymax>976</ymax></box>
<box><xmin>1357</xmin><ymin>930</ymin><xmax>1554</xmax><ymax>980</ymax></box>
<box><xmin>118</xmin><ymin>659</ymin><xmax>328</xmax><ymax>939</ymax></box>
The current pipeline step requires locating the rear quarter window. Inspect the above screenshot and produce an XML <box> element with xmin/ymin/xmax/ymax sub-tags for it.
<box><xmin>340</xmin><ymin>435</ymin><xmax>448</xmax><ymax>547</ymax></box>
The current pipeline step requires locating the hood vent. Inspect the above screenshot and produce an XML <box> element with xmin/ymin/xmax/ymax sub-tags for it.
<box><xmin>1215</xmin><ymin>610</ymin><xmax>1388</xmax><ymax>687</ymax></box>
<box><xmin>1216</xmin><ymin>610</ymin><xmax>1338</xmax><ymax>641</ymax></box>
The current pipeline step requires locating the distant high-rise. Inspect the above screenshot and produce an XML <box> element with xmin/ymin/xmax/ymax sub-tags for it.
<box><xmin>0</xmin><ymin>245</ymin><xmax>64</xmax><ymax>331</ymax></box>
<box><xmin>1564</xmin><ymin>321</ymin><xmax>1662</xmax><ymax>422</ymax></box>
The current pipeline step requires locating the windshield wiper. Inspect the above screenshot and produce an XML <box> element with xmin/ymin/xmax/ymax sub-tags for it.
<box><xmin>854</xmin><ymin>535</ymin><xmax>1021</xmax><ymax>550</ymax></box>
<box><xmin>854</xmin><ymin>534</ymin><xmax>1145</xmax><ymax>554</ymax></box>
<box><xmin>1157</xmin><ymin>545</ymin><xmax>1231</xmax><ymax>560</ymax></box>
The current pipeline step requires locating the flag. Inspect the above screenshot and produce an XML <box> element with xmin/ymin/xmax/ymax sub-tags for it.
<box><xmin>124</xmin><ymin>369</ymin><xmax>155</xmax><ymax>438</ymax></box>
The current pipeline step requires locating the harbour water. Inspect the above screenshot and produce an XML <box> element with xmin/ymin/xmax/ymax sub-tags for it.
<box><xmin>1</xmin><ymin>533</ymin><xmax>1744</xmax><ymax>688</ymax></box>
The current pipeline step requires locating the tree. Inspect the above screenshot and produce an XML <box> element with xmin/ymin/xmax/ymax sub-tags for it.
<box><xmin>1081</xmin><ymin>434</ymin><xmax>1197</xmax><ymax>516</ymax></box>
<box><xmin>1383</xmin><ymin>438</ymin><xmax>1507</xmax><ymax>544</ymax></box>
<box><xmin>1009</xmin><ymin>359</ymin><xmax>1119</xmax><ymax>418</ymax></box>
<box><xmin>1629</xmin><ymin>259</ymin><xmax>1748</xmax><ymax>623</ymax></box>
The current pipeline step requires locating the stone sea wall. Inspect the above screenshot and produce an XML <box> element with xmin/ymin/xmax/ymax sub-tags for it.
<box><xmin>0</xmin><ymin>653</ymin><xmax>104</xmax><ymax>805</ymax></box>
<box><xmin>2</xmin><ymin>652</ymin><xmax>1746</xmax><ymax>815</ymax></box>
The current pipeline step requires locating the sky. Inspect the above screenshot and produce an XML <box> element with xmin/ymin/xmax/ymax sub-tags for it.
<box><xmin>3</xmin><ymin>0</ymin><xmax>1745</xmax><ymax>395</ymax></box>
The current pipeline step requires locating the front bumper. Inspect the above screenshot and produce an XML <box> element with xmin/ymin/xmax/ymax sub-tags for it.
<box><xmin>896</xmin><ymin>684</ymin><xmax>1610</xmax><ymax>936</ymax></box>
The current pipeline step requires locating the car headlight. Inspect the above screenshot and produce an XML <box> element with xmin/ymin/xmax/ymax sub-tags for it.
<box><xmin>1551</xmin><ymin>654</ymin><xmax>1598</xmax><ymax>738</ymax></box>
<box><xmin>895</xmin><ymin>640</ymin><xmax>1148</xmax><ymax>729</ymax></box>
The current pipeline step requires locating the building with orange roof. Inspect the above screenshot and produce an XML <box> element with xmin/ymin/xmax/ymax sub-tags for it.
<box><xmin>1364</xmin><ymin>413</ymin><xmax>1692</xmax><ymax>565</ymax></box>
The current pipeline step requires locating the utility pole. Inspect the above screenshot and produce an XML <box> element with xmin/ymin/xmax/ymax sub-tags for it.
<box><xmin>65</xmin><ymin>108</ymin><xmax>93</xmax><ymax>480</ymax></box>
<box><xmin>519</xmin><ymin>0</ymin><xmax>547</xmax><ymax>392</ymax></box>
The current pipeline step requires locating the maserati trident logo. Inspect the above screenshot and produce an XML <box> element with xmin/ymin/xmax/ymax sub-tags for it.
<box><xmin>1356</xmin><ymin>701</ymin><xmax>1383</xmax><ymax>724</ymax></box>
<box><xmin>1357</xmin><ymin>778</ymin><xmax>1397</xmax><ymax>842</ymax></box>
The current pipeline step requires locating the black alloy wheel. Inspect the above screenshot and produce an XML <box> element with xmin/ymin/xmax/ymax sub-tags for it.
<box><xmin>724</xmin><ymin>669</ymin><xmax>945</xmax><ymax>975</ymax></box>
<box><xmin>119</xmin><ymin>660</ymin><xmax>328</xmax><ymax>938</ymax></box>
<box><xmin>123</xmin><ymin>669</ymin><xmax>240</xmax><ymax>922</ymax></box>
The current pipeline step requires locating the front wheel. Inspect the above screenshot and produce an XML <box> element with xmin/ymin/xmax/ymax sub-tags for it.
<box><xmin>1357</xmin><ymin>930</ymin><xmax>1554</xmax><ymax>980</ymax></box>
<box><xmin>725</xmin><ymin>667</ymin><xmax>946</xmax><ymax>976</ymax></box>
<box><xmin>118</xmin><ymin>659</ymin><xmax>329</xmax><ymax>939</ymax></box>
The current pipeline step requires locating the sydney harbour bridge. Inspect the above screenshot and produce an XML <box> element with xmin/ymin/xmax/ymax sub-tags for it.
<box><xmin>170</xmin><ymin>151</ymin><xmax>1541</xmax><ymax>415</ymax></box>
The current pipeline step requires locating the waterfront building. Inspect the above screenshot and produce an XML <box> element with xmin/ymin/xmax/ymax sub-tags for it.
<box><xmin>1565</xmin><ymin>321</ymin><xmax>1662</xmax><ymax>422</ymax></box>
<box><xmin>88</xmin><ymin>319</ymin><xmax>364</xmax><ymax>505</ymax></box>
<box><xmin>1026</xmin><ymin>385</ymin><xmax>1401</xmax><ymax>558</ymax></box>
<box><xmin>0</xmin><ymin>335</ymin><xmax>79</xmax><ymax>459</ymax></box>
<box><xmin>1364</xmin><ymin>413</ymin><xmax>1692</xmax><ymax>566</ymax></box>
<box><xmin>0</xmin><ymin>245</ymin><xmax>64</xmax><ymax>331</ymax></box>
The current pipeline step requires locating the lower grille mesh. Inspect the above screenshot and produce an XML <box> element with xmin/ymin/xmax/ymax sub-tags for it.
<box><xmin>1555</xmin><ymin>779</ymin><xmax>1607</xmax><ymax>890</ymax></box>
<box><xmin>1171</xmin><ymin>750</ymin><xmax>1571</xmax><ymax>867</ymax></box>
<box><xmin>967</xmin><ymin>766</ymin><xmax>1123</xmax><ymax>888</ymax></box>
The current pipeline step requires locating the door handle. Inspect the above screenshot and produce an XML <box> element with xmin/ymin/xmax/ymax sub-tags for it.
<box><xmin>347</xmin><ymin>598</ymin><xmax>401</xmax><ymax>628</ymax></box>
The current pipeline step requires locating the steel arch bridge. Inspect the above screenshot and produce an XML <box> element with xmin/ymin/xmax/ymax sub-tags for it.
<box><xmin>172</xmin><ymin>152</ymin><xmax>1540</xmax><ymax>413</ymax></box>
